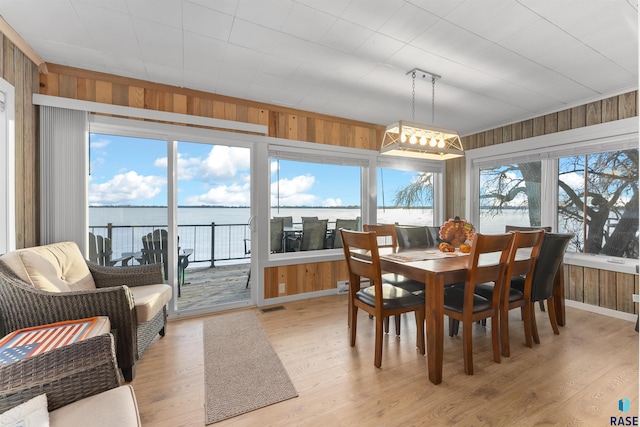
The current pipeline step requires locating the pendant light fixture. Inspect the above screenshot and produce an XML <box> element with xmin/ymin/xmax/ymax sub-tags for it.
<box><xmin>380</xmin><ymin>68</ymin><xmax>464</xmax><ymax>160</ymax></box>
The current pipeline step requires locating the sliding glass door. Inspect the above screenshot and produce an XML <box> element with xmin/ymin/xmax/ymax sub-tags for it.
<box><xmin>88</xmin><ymin>129</ymin><xmax>255</xmax><ymax>315</ymax></box>
<box><xmin>175</xmin><ymin>141</ymin><xmax>252</xmax><ymax>311</ymax></box>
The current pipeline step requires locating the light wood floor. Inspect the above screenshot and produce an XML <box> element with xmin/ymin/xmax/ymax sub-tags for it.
<box><xmin>132</xmin><ymin>295</ymin><xmax>638</xmax><ymax>426</ymax></box>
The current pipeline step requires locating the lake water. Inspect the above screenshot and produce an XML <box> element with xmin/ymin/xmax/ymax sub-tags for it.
<box><xmin>89</xmin><ymin>206</ymin><xmax>434</xmax><ymax>227</ymax></box>
<box><xmin>89</xmin><ymin>206</ymin><xmax>529</xmax><ymax>263</ymax></box>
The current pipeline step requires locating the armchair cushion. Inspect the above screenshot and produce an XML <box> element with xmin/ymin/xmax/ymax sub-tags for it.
<box><xmin>1</xmin><ymin>242</ymin><xmax>95</xmax><ymax>292</ymax></box>
<box><xmin>128</xmin><ymin>285</ymin><xmax>172</xmax><ymax>323</ymax></box>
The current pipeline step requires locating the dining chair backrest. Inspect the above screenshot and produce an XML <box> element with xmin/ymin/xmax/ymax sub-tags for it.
<box><xmin>275</xmin><ymin>216</ymin><xmax>293</xmax><ymax>227</ymax></box>
<box><xmin>465</xmin><ymin>233</ymin><xmax>514</xmax><ymax>306</ymax></box>
<box><xmin>427</xmin><ymin>226</ymin><xmax>441</xmax><ymax>244</ymax></box>
<box><xmin>301</xmin><ymin>216</ymin><xmax>318</xmax><ymax>223</ymax></box>
<box><xmin>270</xmin><ymin>218</ymin><xmax>285</xmax><ymax>253</ymax></box>
<box><xmin>505</xmin><ymin>225</ymin><xmax>553</xmax><ymax>232</ymax></box>
<box><xmin>395</xmin><ymin>225</ymin><xmax>434</xmax><ymax>248</ymax></box>
<box><xmin>529</xmin><ymin>233</ymin><xmax>573</xmax><ymax>302</ymax></box>
<box><xmin>300</xmin><ymin>219</ymin><xmax>328</xmax><ymax>251</ymax></box>
<box><xmin>502</xmin><ymin>230</ymin><xmax>545</xmax><ymax>304</ymax></box>
<box><xmin>339</xmin><ymin>229</ymin><xmax>383</xmax><ymax>301</ymax></box>
<box><xmin>333</xmin><ymin>218</ymin><xmax>360</xmax><ymax>249</ymax></box>
<box><xmin>362</xmin><ymin>224</ymin><xmax>397</xmax><ymax>249</ymax></box>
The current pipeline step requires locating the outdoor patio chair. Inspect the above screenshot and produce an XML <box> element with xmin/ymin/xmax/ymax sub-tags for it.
<box><xmin>332</xmin><ymin>218</ymin><xmax>360</xmax><ymax>249</ymax></box>
<box><xmin>88</xmin><ymin>232</ymin><xmax>127</xmax><ymax>266</ymax></box>
<box><xmin>288</xmin><ymin>219</ymin><xmax>327</xmax><ymax>251</ymax></box>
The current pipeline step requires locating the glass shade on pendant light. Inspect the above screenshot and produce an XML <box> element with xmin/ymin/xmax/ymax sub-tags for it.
<box><xmin>381</xmin><ymin>121</ymin><xmax>464</xmax><ymax>160</ymax></box>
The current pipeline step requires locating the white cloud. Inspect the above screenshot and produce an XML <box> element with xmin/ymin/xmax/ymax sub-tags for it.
<box><xmin>201</xmin><ymin>146</ymin><xmax>250</xmax><ymax>180</ymax></box>
<box><xmin>90</xmin><ymin>137</ymin><xmax>111</xmax><ymax>150</ymax></box>
<box><xmin>322</xmin><ymin>198</ymin><xmax>342</xmax><ymax>207</ymax></box>
<box><xmin>89</xmin><ymin>171</ymin><xmax>165</xmax><ymax>204</ymax></box>
<box><xmin>185</xmin><ymin>182</ymin><xmax>250</xmax><ymax>206</ymax></box>
<box><xmin>270</xmin><ymin>174</ymin><xmax>319</xmax><ymax>206</ymax></box>
<box><xmin>155</xmin><ymin>146</ymin><xmax>250</xmax><ymax>181</ymax></box>
<box><xmin>560</xmin><ymin>171</ymin><xmax>584</xmax><ymax>190</ymax></box>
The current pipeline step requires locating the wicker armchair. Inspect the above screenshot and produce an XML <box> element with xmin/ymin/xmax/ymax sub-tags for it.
<box><xmin>0</xmin><ymin>334</ymin><xmax>120</xmax><ymax>413</ymax></box>
<box><xmin>0</xmin><ymin>242</ymin><xmax>171</xmax><ymax>382</ymax></box>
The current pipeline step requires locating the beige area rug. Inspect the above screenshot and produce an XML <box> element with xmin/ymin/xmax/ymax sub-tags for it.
<box><xmin>203</xmin><ymin>311</ymin><xmax>298</xmax><ymax>424</ymax></box>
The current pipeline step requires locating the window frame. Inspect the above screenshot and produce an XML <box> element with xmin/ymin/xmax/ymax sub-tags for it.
<box><xmin>466</xmin><ymin>117</ymin><xmax>639</xmax><ymax>274</ymax></box>
<box><xmin>265</xmin><ymin>141</ymin><xmax>446</xmax><ymax>265</ymax></box>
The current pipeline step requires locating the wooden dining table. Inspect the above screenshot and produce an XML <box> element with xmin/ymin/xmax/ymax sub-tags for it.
<box><xmin>360</xmin><ymin>246</ymin><xmax>566</xmax><ymax>385</ymax></box>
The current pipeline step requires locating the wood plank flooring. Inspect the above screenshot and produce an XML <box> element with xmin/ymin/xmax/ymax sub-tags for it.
<box><xmin>132</xmin><ymin>295</ymin><xmax>638</xmax><ymax>426</ymax></box>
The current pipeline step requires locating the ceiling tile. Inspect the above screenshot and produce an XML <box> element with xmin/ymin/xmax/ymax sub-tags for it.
<box><xmin>280</xmin><ymin>2</ymin><xmax>336</xmax><ymax>42</ymax></box>
<box><xmin>183</xmin><ymin>2</ymin><xmax>234</xmax><ymax>41</ymax></box>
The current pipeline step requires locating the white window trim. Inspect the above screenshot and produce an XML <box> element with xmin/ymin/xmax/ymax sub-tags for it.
<box><xmin>465</xmin><ymin>117</ymin><xmax>639</xmax><ymax>274</ymax></box>
<box><xmin>0</xmin><ymin>78</ymin><xmax>14</xmax><ymax>254</ymax></box>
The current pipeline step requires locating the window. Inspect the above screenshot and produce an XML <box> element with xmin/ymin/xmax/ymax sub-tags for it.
<box><xmin>477</xmin><ymin>161</ymin><xmax>542</xmax><ymax>233</ymax></box>
<box><xmin>558</xmin><ymin>149</ymin><xmax>638</xmax><ymax>258</ymax></box>
<box><xmin>269</xmin><ymin>157</ymin><xmax>361</xmax><ymax>252</ymax></box>
<box><xmin>377</xmin><ymin>167</ymin><xmax>435</xmax><ymax>226</ymax></box>
<box><xmin>467</xmin><ymin>118</ymin><xmax>639</xmax><ymax>267</ymax></box>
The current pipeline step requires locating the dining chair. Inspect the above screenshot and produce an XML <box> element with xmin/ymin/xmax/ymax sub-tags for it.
<box><xmin>473</xmin><ymin>230</ymin><xmax>544</xmax><ymax>357</ymax></box>
<box><xmin>505</xmin><ymin>225</ymin><xmax>552</xmax><ymax>311</ymax></box>
<box><xmin>339</xmin><ymin>229</ymin><xmax>425</xmax><ymax>368</ymax></box>
<box><xmin>511</xmin><ymin>232</ymin><xmax>573</xmax><ymax>344</ymax></box>
<box><xmin>443</xmin><ymin>232</ymin><xmax>514</xmax><ymax>375</ymax></box>
<box><xmin>395</xmin><ymin>225</ymin><xmax>434</xmax><ymax>248</ymax></box>
<box><xmin>427</xmin><ymin>226</ymin><xmax>442</xmax><ymax>244</ymax></box>
<box><xmin>363</xmin><ymin>224</ymin><xmax>426</xmax><ymax>335</ymax></box>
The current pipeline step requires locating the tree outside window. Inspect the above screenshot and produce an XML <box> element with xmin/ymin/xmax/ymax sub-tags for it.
<box><xmin>558</xmin><ymin>149</ymin><xmax>638</xmax><ymax>258</ymax></box>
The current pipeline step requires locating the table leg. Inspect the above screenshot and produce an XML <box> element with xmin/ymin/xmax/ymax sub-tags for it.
<box><xmin>554</xmin><ymin>263</ymin><xmax>566</xmax><ymax>326</ymax></box>
<box><xmin>425</xmin><ymin>275</ymin><xmax>444</xmax><ymax>385</ymax></box>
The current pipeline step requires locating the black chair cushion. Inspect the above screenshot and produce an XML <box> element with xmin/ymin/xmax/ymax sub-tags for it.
<box><xmin>381</xmin><ymin>273</ymin><xmax>425</xmax><ymax>294</ymax></box>
<box><xmin>474</xmin><ymin>281</ymin><xmax>524</xmax><ymax>303</ymax></box>
<box><xmin>510</xmin><ymin>275</ymin><xmax>526</xmax><ymax>293</ymax></box>
<box><xmin>357</xmin><ymin>283</ymin><xmax>425</xmax><ymax>310</ymax></box>
<box><xmin>444</xmin><ymin>283</ymin><xmax>492</xmax><ymax>313</ymax></box>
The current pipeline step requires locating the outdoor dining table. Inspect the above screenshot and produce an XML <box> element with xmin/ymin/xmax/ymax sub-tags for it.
<box><xmin>357</xmin><ymin>246</ymin><xmax>566</xmax><ymax>385</ymax></box>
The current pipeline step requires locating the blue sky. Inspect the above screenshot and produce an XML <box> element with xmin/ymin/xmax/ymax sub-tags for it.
<box><xmin>89</xmin><ymin>133</ymin><xmax>423</xmax><ymax>207</ymax></box>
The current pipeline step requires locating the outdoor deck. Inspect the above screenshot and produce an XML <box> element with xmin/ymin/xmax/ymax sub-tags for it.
<box><xmin>177</xmin><ymin>263</ymin><xmax>251</xmax><ymax>311</ymax></box>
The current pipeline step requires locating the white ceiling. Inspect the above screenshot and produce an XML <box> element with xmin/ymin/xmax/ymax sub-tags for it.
<box><xmin>1</xmin><ymin>0</ymin><xmax>638</xmax><ymax>135</ymax></box>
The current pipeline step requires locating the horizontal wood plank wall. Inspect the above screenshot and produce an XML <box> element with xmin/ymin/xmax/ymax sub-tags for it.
<box><xmin>38</xmin><ymin>64</ymin><xmax>383</xmax><ymax>298</ymax></box>
<box><xmin>452</xmin><ymin>92</ymin><xmax>638</xmax><ymax>313</ymax></box>
<box><xmin>0</xmin><ymin>33</ymin><xmax>40</xmax><ymax>250</ymax></box>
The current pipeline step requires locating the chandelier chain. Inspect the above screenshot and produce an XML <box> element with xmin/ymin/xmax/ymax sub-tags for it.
<box><xmin>411</xmin><ymin>71</ymin><xmax>416</xmax><ymax>122</ymax></box>
<box><xmin>431</xmin><ymin>76</ymin><xmax>435</xmax><ymax>124</ymax></box>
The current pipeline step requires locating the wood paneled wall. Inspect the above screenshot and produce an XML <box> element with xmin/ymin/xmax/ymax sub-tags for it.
<box><xmin>450</xmin><ymin>91</ymin><xmax>639</xmax><ymax>314</ymax></box>
<box><xmin>22</xmin><ymin>58</ymin><xmax>640</xmax><ymax>312</ymax></box>
<box><xmin>0</xmin><ymin>33</ymin><xmax>40</xmax><ymax>250</ymax></box>
<box><xmin>38</xmin><ymin>64</ymin><xmax>383</xmax><ymax>299</ymax></box>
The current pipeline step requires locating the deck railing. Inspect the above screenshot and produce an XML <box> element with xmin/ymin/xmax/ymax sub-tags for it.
<box><xmin>89</xmin><ymin>223</ymin><xmax>250</xmax><ymax>267</ymax></box>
